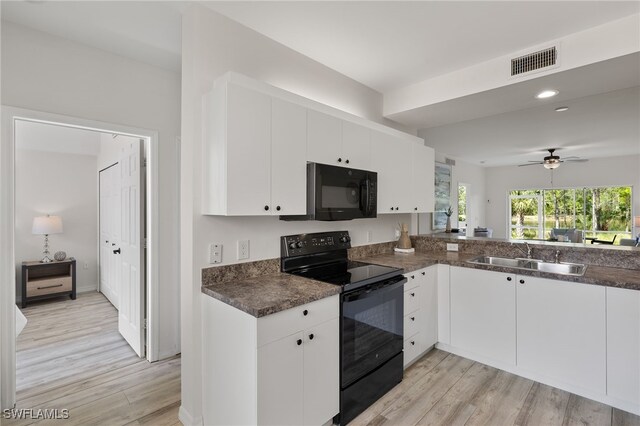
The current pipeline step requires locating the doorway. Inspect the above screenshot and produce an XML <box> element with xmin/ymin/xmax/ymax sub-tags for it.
<box><xmin>0</xmin><ymin>106</ymin><xmax>161</xmax><ymax>410</ymax></box>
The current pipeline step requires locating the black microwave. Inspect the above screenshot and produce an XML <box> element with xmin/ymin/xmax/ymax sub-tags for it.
<box><xmin>280</xmin><ymin>163</ymin><xmax>377</xmax><ymax>221</ymax></box>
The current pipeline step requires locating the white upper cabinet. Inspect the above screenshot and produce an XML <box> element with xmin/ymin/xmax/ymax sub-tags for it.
<box><xmin>271</xmin><ymin>98</ymin><xmax>307</xmax><ymax>215</ymax></box>
<box><xmin>203</xmin><ymin>73</ymin><xmax>432</xmax><ymax>217</ymax></box>
<box><xmin>203</xmin><ymin>82</ymin><xmax>272</xmax><ymax>216</ymax></box>
<box><xmin>307</xmin><ymin>110</ymin><xmax>342</xmax><ymax>166</ymax></box>
<box><xmin>371</xmin><ymin>131</ymin><xmax>414</xmax><ymax>213</ymax></box>
<box><xmin>341</xmin><ymin>121</ymin><xmax>371</xmax><ymax>170</ymax></box>
<box><xmin>307</xmin><ymin>111</ymin><xmax>372</xmax><ymax>169</ymax></box>
<box><xmin>412</xmin><ymin>144</ymin><xmax>435</xmax><ymax>213</ymax></box>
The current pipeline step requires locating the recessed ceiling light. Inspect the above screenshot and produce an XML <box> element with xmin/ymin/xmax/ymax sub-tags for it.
<box><xmin>555</xmin><ymin>106</ymin><xmax>569</xmax><ymax>112</ymax></box>
<box><xmin>536</xmin><ymin>90</ymin><xmax>559</xmax><ymax>99</ymax></box>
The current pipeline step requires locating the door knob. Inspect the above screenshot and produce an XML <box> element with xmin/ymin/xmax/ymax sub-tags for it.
<box><xmin>113</xmin><ymin>248</ymin><xmax>121</xmax><ymax>254</ymax></box>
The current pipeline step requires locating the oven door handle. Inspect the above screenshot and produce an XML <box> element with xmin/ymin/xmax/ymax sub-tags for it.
<box><xmin>343</xmin><ymin>276</ymin><xmax>406</xmax><ymax>302</ymax></box>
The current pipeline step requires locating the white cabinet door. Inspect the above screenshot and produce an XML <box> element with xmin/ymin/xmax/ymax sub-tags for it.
<box><xmin>258</xmin><ymin>332</ymin><xmax>305</xmax><ymax>426</ymax></box>
<box><xmin>271</xmin><ymin>98</ymin><xmax>307</xmax><ymax>215</ymax></box>
<box><xmin>303</xmin><ymin>318</ymin><xmax>339</xmax><ymax>425</ymax></box>
<box><xmin>412</xmin><ymin>144</ymin><xmax>435</xmax><ymax>213</ymax></box>
<box><xmin>606</xmin><ymin>286</ymin><xmax>639</xmax><ymax>406</ymax></box>
<box><xmin>450</xmin><ymin>267</ymin><xmax>516</xmax><ymax>365</ymax></box>
<box><xmin>342</xmin><ymin>121</ymin><xmax>371</xmax><ymax>170</ymax></box>
<box><xmin>371</xmin><ymin>131</ymin><xmax>408</xmax><ymax>213</ymax></box>
<box><xmin>226</xmin><ymin>84</ymin><xmax>272</xmax><ymax>215</ymax></box>
<box><xmin>420</xmin><ymin>266</ymin><xmax>438</xmax><ymax>348</ymax></box>
<box><xmin>517</xmin><ymin>276</ymin><xmax>606</xmax><ymax>394</ymax></box>
<box><xmin>437</xmin><ymin>264</ymin><xmax>450</xmax><ymax>344</ymax></box>
<box><xmin>307</xmin><ymin>110</ymin><xmax>342</xmax><ymax>166</ymax></box>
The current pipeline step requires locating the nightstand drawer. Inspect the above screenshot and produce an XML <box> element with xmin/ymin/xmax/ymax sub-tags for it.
<box><xmin>27</xmin><ymin>276</ymin><xmax>72</xmax><ymax>297</ymax></box>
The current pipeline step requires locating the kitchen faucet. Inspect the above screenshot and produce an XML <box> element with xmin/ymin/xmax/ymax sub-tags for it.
<box><xmin>512</xmin><ymin>242</ymin><xmax>533</xmax><ymax>259</ymax></box>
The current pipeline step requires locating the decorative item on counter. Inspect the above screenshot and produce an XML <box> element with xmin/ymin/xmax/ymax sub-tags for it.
<box><xmin>54</xmin><ymin>251</ymin><xmax>67</xmax><ymax>261</ymax></box>
<box><xmin>444</xmin><ymin>206</ymin><xmax>453</xmax><ymax>233</ymax></box>
<box><xmin>394</xmin><ymin>223</ymin><xmax>415</xmax><ymax>253</ymax></box>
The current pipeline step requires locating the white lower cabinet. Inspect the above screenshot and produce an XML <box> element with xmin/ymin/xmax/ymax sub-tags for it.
<box><xmin>516</xmin><ymin>276</ymin><xmax>606</xmax><ymax>394</ymax></box>
<box><xmin>202</xmin><ymin>294</ymin><xmax>339</xmax><ymax>426</ymax></box>
<box><xmin>606</xmin><ymin>286</ymin><xmax>640</xmax><ymax>410</ymax></box>
<box><xmin>450</xmin><ymin>266</ymin><xmax>516</xmax><ymax>365</ymax></box>
<box><xmin>403</xmin><ymin>265</ymin><xmax>438</xmax><ymax>367</ymax></box>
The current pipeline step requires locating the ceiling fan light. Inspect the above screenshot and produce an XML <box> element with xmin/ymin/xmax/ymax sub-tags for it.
<box><xmin>544</xmin><ymin>161</ymin><xmax>560</xmax><ymax>169</ymax></box>
<box><xmin>555</xmin><ymin>106</ymin><xmax>569</xmax><ymax>112</ymax></box>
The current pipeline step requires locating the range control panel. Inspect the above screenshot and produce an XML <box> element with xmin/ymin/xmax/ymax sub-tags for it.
<box><xmin>281</xmin><ymin>231</ymin><xmax>351</xmax><ymax>257</ymax></box>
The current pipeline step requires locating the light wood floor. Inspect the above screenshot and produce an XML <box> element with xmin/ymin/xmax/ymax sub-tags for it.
<box><xmin>352</xmin><ymin>349</ymin><xmax>640</xmax><ymax>426</ymax></box>
<box><xmin>7</xmin><ymin>292</ymin><xmax>181</xmax><ymax>426</ymax></box>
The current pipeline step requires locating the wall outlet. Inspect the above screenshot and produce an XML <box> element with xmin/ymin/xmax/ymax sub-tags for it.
<box><xmin>209</xmin><ymin>243</ymin><xmax>222</xmax><ymax>264</ymax></box>
<box><xmin>237</xmin><ymin>240</ymin><xmax>249</xmax><ymax>260</ymax></box>
<box><xmin>367</xmin><ymin>230</ymin><xmax>373</xmax><ymax>243</ymax></box>
<box><xmin>447</xmin><ymin>243</ymin><xmax>459</xmax><ymax>252</ymax></box>
<box><xmin>83</xmin><ymin>262</ymin><xmax>89</xmax><ymax>270</ymax></box>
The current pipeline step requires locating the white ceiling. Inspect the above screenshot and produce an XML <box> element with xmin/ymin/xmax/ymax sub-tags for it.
<box><xmin>1</xmin><ymin>1</ymin><xmax>185</xmax><ymax>72</ymax></box>
<box><xmin>204</xmin><ymin>1</ymin><xmax>640</xmax><ymax>92</ymax></box>
<box><xmin>15</xmin><ymin>120</ymin><xmax>103</xmax><ymax>156</ymax></box>
<box><xmin>420</xmin><ymin>86</ymin><xmax>640</xmax><ymax>167</ymax></box>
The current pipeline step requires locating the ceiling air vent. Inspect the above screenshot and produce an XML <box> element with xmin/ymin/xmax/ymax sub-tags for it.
<box><xmin>511</xmin><ymin>47</ymin><xmax>557</xmax><ymax>76</ymax></box>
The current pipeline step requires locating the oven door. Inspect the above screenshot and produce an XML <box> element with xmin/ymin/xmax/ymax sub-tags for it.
<box><xmin>341</xmin><ymin>275</ymin><xmax>405</xmax><ymax>388</ymax></box>
<box><xmin>311</xmin><ymin>163</ymin><xmax>377</xmax><ymax>221</ymax></box>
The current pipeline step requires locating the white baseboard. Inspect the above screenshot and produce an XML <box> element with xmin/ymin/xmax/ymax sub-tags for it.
<box><xmin>436</xmin><ymin>343</ymin><xmax>640</xmax><ymax>416</ymax></box>
<box><xmin>178</xmin><ymin>406</ymin><xmax>203</xmax><ymax>426</ymax></box>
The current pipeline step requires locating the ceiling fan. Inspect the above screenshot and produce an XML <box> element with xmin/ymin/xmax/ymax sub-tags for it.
<box><xmin>518</xmin><ymin>148</ymin><xmax>588</xmax><ymax>169</ymax></box>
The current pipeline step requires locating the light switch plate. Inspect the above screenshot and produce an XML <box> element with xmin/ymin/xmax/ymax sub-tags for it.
<box><xmin>447</xmin><ymin>243</ymin><xmax>459</xmax><ymax>252</ymax></box>
<box><xmin>209</xmin><ymin>243</ymin><xmax>222</xmax><ymax>264</ymax></box>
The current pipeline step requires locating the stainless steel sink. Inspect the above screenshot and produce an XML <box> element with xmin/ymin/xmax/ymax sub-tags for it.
<box><xmin>467</xmin><ymin>256</ymin><xmax>530</xmax><ymax>268</ymax></box>
<box><xmin>467</xmin><ymin>256</ymin><xmax>587</xmax><ymax>276</ymax></box>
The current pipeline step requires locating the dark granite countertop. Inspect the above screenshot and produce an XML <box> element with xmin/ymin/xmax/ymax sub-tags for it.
<box><xmin>201</xmin><ymin>272</ymin><xmax>341</xmax><ymax>318</ymax></box>
<box><xmin>357</xmin><ymin>250</ymin><xmax>640</xmax><ymax>291</ymax></box>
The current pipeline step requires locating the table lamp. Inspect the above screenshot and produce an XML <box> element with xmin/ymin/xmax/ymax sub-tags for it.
<box><xmin>32</xmin><ymin>215</ymin><xmax>63</xmax><ymax>263</ymax></box>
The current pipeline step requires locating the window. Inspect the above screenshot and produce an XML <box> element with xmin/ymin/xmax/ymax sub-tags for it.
<box><xmin>458</xmin><ymin>183</ymin><xmax>468</xmax><ymax>230</ymax></box>
<box><xmin>508</xmin><ymin>186</ymin><xmax>633</xmax><ymax>245</ymax></box>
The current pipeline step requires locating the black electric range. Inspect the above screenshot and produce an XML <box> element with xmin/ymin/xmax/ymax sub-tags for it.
<box><xmin>281</xmin><ymin>231</ymin><xmax>406</xmax><ymax>425</ymax></box>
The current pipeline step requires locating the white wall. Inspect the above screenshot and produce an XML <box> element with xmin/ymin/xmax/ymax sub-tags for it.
<box><xmin>416</xmin><ymin>151</ymin><xmax>486</xmax><ymax>235</ymax></box>
<box><xmin>485</xmin><ymin>155</ymin><xmax>640</xmax><ymax>239</ymax></box>
<box><xmin>1</xmin><ymin>21</ymin><xmax>181</xmax><ymax>359</ymax></box>
<box><xmin>15</xmin><ymin>149</ymin><xmax>98</xmax><ymax>295</ymax></box>
<box><xmin>180</xmin><ymin>5</ymin><xmax>418</xmax><ymax>422</ymax></box>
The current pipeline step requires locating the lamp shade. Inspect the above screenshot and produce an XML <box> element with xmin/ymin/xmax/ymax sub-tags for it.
<box><xmin>635</xmin><ymin>216</ymin><xmax>640</xmax><ymax>228</ymax></box>
<box><xmin>32</xmin><ymin>215</ymin><xmax>63</xmax><ymax>235</ymax></box>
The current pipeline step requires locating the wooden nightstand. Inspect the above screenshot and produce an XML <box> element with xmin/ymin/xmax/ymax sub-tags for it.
<box><xmin>21</xmin><ymin>259</ymin><xmax>76</xmax><ymax>308</ymax></box>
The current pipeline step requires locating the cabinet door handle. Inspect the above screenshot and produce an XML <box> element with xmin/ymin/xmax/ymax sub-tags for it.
<box><xmin>345</xmin><ymin>159</ymin><xmax>350</xmax><ymax>164</ymax></box>
<box><xmin>411</xmin><ymin>275</ymin><xmax>415</xmax><ymax>279</ymax></box>
<box><xmin>519</xmin><ymin>279</ymin><xmax>525</xmax><ymax>284</ymax></box>
<box><xmin>415</xmin><ymin>207</ymin><xmax>418</xmax><ymax>211</ymax></box>
<box><xmin>276</xmin><ymin>206</ymin><xmax>281</xmax><ymax>211</ymax></box>
<box><xmin>113</xmin><ymin>248</ymin><xmax>121</xmax><ymax>254</ymax></box>
<box><xmin>37</xmin><ymin>283</ymin><xmax>63</xmax><ymax>290</ymax></box>
<box><xmin>338</xmin><ymin>158</ymin><xmax>342</xmax><ymax>163</ymax></box>
<box><xmin>297</xmin><ymin>339</ymin><xmax>302</xmax><ymax>346</ymax></box>
<box><xmin>308</xmin><ymin>334</ymin><xmax>314</xmax><ymax>340</ymax></box>
<box><xmin>303</xmin><ymin>309</ymin><xmax>308</xmax><ymax>316</ymax></box>
<box><xmin>507</xmin><ymin>277</ymin><xmax>512</xmax><ymax>281</ymax></box>
<box><xmin>410</xmin><ymin>341</ymin><xmax>415</xmax><ymax>346</ymax></box>
<box><xmin>421</xmin><ymin>272</ymin><xmax>426</xmax><ymax>276</ymax></box>
<box><xmin>410</xmin><ymin>317</ymin><xmax>415</xmax><ymax>321</ymax></box>
<box><xmin>390</xmin><ymin>207</ymin><xmax>394</xmax><ymax>211</ymax></box>
<box><xmin>395</xmin><ymin>207</ymin><xmax>399</xmax><ymax>211</ymax></box>
<box><xmin>264</xmin><ymin>205</ymin><xmax>269</xmax><ymax>211</ymax></box>
<box><xmin>410</xmin><ymin>292</ymin><xmax>415</xmax><ymax>297</ymax></box>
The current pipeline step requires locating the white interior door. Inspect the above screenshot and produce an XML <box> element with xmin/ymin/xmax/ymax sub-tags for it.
<box><xmin>99</xmin><ymin>164</ymin><xmax>121</xmax><ymax>309</ymax></box>
<box><xmin>117</xmin><ymin>139</ymin><xmax>145</xmax><ymax>357</ymax></box>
